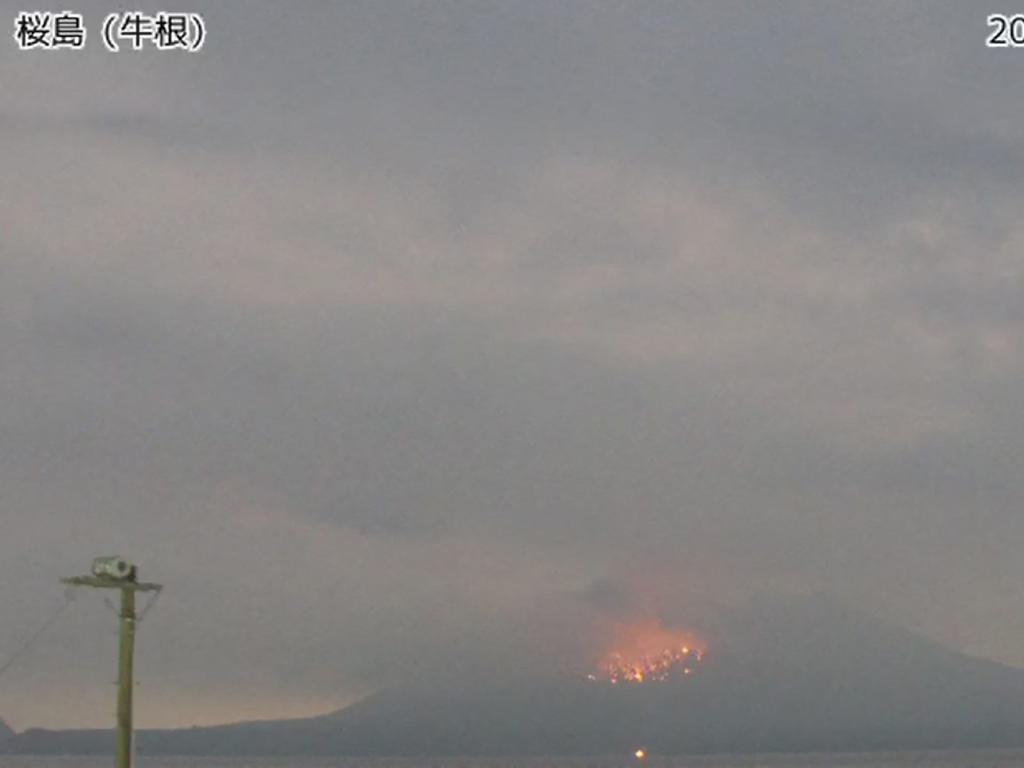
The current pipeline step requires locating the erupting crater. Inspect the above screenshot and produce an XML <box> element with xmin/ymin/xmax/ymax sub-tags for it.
<box><xmin>588</xmin><ymin>620</ymin><xmax>706</xmax><ymax>684</ymax></box>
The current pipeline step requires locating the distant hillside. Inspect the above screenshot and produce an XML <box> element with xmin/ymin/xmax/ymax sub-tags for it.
<box><xmin>6</xmin><ymin>596</ymin><xmax>1024</xmax><ymax>756</ymax></box>
<box><xmin>0</xmin><ymin>718</ymin><xmax>12</xmax><ymax>742</ymax></box>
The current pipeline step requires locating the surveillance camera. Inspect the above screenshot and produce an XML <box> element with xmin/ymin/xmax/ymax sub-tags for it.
<box><xmin>91</xmin><ymin>556</ymin><xmax>136</xmax><ymax>581</ymax></box>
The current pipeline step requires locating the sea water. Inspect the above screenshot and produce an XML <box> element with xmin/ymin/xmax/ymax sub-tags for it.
<box><xmin>2</xmin><ymin>752</ymin><xmax>1024</xmax><ymax>768</ymax></box>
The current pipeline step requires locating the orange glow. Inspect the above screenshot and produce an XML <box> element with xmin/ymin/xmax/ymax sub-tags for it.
<box><xmin>635</xmin><ymin>749</ymin><xmax>647</xmax><ymax>759</ymax></box>
<box><xmin>591</xmin><ymin>619</ymin><xmax>705</xmax><ymax>684</ymax></box>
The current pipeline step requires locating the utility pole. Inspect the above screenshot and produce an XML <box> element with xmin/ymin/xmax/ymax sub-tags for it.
<box><xmin>61</xmin><ymin>557</ymin><xmax>162</xmax><ymax>768</ymax></box>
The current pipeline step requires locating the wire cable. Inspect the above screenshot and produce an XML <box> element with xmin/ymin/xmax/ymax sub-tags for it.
<box><xmin>0</xmin><ymin>591</ymin><xmax>77</xmax><ymax>685</ymax></box>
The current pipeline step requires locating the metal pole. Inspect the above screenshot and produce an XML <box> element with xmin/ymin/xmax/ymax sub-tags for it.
<box><xmin>116</xmin><ymin>586</ymin><xmax>136</xmax><ymax>768</ymax></box>
<box><xmin>61</xmin><ymin>559</ymin><xmax>161</xmax><ymax>768</ymax></box>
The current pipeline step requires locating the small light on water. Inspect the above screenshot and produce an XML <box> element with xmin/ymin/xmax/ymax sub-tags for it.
<box><xmin>635</xmin><ymin>749</ymin><xmax>647</xmax><ymax>760</ymax></box>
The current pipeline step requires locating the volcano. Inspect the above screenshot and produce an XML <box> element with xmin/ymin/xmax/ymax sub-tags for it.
<box><xmin>6</xmin><ymin>595</ymin><xmax>1024</xmax><ymax>756</ymax></box>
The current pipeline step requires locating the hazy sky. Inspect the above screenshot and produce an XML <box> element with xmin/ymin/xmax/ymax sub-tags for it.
<box><xmin>3</xmin><ymin>1</ymin><xmax>1024</xmax><ymax>730</ymax></box>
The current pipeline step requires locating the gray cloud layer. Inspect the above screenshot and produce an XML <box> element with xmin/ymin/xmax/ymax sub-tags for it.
<box><xmin>2</xmin><ymin>1</ymin><xmax>1024</xmax><ymax>729</ymax></box>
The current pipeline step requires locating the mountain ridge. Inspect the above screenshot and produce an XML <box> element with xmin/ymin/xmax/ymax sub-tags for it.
<box><xmin>5</xmin><ymin>597</ymin><xmax>1024</xmax><ymax>756</ymax></box>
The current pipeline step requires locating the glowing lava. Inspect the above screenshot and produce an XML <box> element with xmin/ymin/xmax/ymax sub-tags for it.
<box><xmin>590</xmin><ymin>620</ymin><xmax>705</xmax><ymax>684</ymax></box>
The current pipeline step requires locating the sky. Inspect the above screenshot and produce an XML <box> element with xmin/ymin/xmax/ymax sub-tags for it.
<box><xmin>2</xmin><ymin>0</ymin><xmax>1024</xmax><ymax>730</ymax></box>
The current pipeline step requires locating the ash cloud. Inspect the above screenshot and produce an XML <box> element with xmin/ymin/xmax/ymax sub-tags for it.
<box><xmin>2</xmin><ymin>0</ymin><xmax>1024</xmax><ymax>731</ymax></box>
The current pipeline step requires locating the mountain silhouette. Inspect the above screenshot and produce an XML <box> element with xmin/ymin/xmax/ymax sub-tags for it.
<box><xmin>6</xmin><ymin>596</ymin><xmax>1024</xmax><ymax>755</ymax></box>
